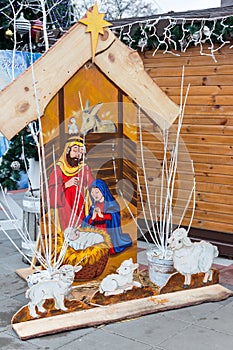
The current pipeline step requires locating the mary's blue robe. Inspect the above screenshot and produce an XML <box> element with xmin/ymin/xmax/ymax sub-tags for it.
<box><xmin>83</xmin><ymin>179</ymin><xmax>132</xmax><ymax>254</ymax></box>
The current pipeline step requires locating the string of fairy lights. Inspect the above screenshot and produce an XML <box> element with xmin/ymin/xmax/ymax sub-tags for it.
<box><xmin>112</xmin><ymin>14</ymin><xmax>233</xmax><ymax>61</ymax></box>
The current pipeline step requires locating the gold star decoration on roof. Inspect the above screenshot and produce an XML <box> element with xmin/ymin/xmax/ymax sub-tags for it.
<box><xmin>79</xmin><ymin>2</ymin><xmax>112</xmax><ymax>62</ymax></box>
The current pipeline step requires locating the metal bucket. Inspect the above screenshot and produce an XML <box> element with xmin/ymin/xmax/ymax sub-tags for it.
<box><xmin>146</xmin><ymin>249</ymin><xmax>175</xmax><ymax>287</ymax></box>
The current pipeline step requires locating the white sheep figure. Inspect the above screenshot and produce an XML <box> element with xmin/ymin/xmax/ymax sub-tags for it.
<box><xmin>68</xmin><ymin>116</ymin><xmax>79</xmax><ymax>134</ymax></box>
<box><xmin>25</xmin><ymin>264</ymin><xmax>82</xmax><ymax>318</ymax></box>
<box><xmin>26</xmin><ymin>269</ymin><xmax>58</xmax><ymax>288</ymax></box>
<box><xmin>167</xmin><ymin>228</ymin><xmax>219</xmax><ymax>286</ymax></box>
<box><xmin>100</xmin><ymin>258</ymin><xmax>142</xmax><ymax>296</ymax></box>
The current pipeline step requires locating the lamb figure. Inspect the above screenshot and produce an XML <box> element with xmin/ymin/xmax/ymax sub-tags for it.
<box><xmin>26</xmin><ymin>269</ymin><xmax>59</xmax><ymax>288</ymax></box>
<box><xmin>68</xmin><ymin>116</ymin><xmax>79</xmax><ymax>134</ymax></box>
<box><xmin>100</xmin><ymin>258</ymin><xmax>142</xmax><ymax>296</ymax></box>
<box><xmin>25</xmin><ymin>264</ymin><xmax>82</xmax><ymax>318</ymax></box>
<box><xmin>167</xmin><ymin>228</ymin><xmax>219</xmax><ymax>286</ymax></box>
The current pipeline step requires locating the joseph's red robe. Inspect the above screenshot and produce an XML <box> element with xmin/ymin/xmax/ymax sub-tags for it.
<box><xmin>49</xmin><ymin>164</ymin><xmax>94</xmax><ymax>230</ymax></box>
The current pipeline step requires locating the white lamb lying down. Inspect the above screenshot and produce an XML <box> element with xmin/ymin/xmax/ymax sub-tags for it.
<box><xmin>64</xmin><ymin>227</ymin><xmax>104</xmax><ymax>250</ymax></box>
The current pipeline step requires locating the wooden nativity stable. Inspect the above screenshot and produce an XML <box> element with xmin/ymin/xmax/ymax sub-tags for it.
<box><xmin>0</xmin><ymin>4</ymin><xmax>233</xmax><ymax>339</ymax></box>
<box><xmin>0</xmin><ymin>4</ymin><xmax>179</xmax><ymax>278</ymax></box>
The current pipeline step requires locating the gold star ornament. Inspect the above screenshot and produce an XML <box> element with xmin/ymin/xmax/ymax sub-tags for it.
<box><xmin>79</xmin><ymin>2</ymin><xmax>112</xmax><ymax>62</ymax></box>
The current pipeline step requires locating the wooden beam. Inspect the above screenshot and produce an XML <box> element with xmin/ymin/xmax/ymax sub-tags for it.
<box><xmin>12</xmin><ymin>284</ymin><xmax>232</xmax><ymax>340</ymax></box>
<box><xmin>95</xmin><ymin>38</ymin><xmax>179</xmax><ymax>130</ymax></box>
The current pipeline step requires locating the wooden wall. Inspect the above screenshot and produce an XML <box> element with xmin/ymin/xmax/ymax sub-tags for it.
<box><xmin>140</xmin><ymin>44</ymin><xmax>233</xmax><ymax>254</ymax></box>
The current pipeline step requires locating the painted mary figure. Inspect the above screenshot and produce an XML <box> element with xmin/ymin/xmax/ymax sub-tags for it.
<box><xmin>83</xmin><ymin>179</ymin><xmax>132</xmax><ymax>254</ymax></box>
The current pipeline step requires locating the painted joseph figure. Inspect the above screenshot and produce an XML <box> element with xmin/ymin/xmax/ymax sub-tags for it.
<box><xmin>49</xmin><ymin>137</ymin><xmax>94</xmax><ymax>231</ymax></box>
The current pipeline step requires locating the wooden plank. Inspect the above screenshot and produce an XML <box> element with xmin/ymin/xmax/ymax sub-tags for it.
<box><xmin>146</xmin><ymin>64</ymin><xmax>233</xmax><ymax>77</ymax></box>
<box><xmin>95</xmin><ymin>37</ymin><xmax>179</xmax><ymax>131</ymax></box>
<box><xmin>140</xmin><ymin>170</ymin><xmax>233</xmax><ymax>187</ymax></box>
<box><xmin>193</xmin><ymin>163</ymin><xmax>233</xmax><ymax>176</ymax></box>
<box><xmin>139</xmin><ymin>184</ymin><xmax>233</xmax><ymax>205</ymax></box>
<box><xmin>138</xmin><ymin>175</ymin><xmax>233</xmax><ymax>196</ymax></box>
<box><xmin>12</xmin><ymin>285</ymin><xmax>232</xmax><ymax>340</ymax></box>
<box><xmin>139</xmin><ymin>209</ymin><xmax>233</xmax><ymax>234</ymax></box>
<box><xmin>170</xmin><ymin>95</ymin><xmax>233</xmax><ymax>106</ymax></box>
<box><xmin>142</xmin><ymin>46</ymin><xmax>233</xmax><ymax>64</ymax></box>
<box><xmin>138</xmin><ymin>160</ymin><xmax>233</xmax><ymax>176</ymax></box>
<box><xmin>181</xmin><ymin>217</ymin><xmax>233</xmax><ymax>234</ymax></box>
<box><xmin>153</xmin><ymin>75</ymin><xmax>233</xmax><ymax>87</ymax></box>
<box><xmin>139</xmin><ymin>196</ymin><xmax>233</xmax><ymax>216</ymax></box>
<box><xmin>183</xmin><ymin>105</ymin><xmax>233</xmax><ymax>115</ymax></box>
<box><xmin>181</xmin><ymin>134</ymin><xmax>233</xmax><ymax>145</ymax></box>
<box><xmin>181</xmin><ymin>153</ymin><xmax>233</xmax><ymax>166</ymax></box>
<box><xmin>138</xmin><ymin>149</ymin><xmax>233</xmax><ymax>166</ymax></box>
<box><xmin>195</xmin><ymin>201</ymin><xmax>233</xmax><ymax>215</ymax></box>
<box><xmin>196</xmin><ymin>182</ymin><xmax>233</xmax><ymax>195</ymax></box>
<box><xmin>160</xmin><ymin>86</ymin><xmax>233</xmax><ymax>97</ymax></box>
<box><xmin>144</xmin><ymin>142</ymin><xmax>233</xmax><ymax>156</ymax></box>
<box><xmin>195</xmin><ymin>173</ymin><xmax>233</xmax><ymax>186</ymax></box>
<box><xmin>140</xmin><ymin>130</ymin><xmax>233</xmax><ymax>145</ymax></box>
<box><xmin>142</xmin><ymin>44</ymin><xmax>232</xmax><ymax>67</ymax></box>
<box><xmin>181</xmin><ymin>117</ymin><xmax>233</xmax><ymax>127</ymax></box>
<box><xmin>16</xmin><ymin>267</ymin><xmax>38</xmax><ymax>281</ymax></box>
<box><xmin>177</xmin><ymin>208</ymin><xmax>233</xmax><ymax>225</ymax></box>
<box><xmin>142</xmin><ymin>117</ymin><xmax>231</xmax><ymax>128</ymax></box>
<box><xmin>140</xmin><ymin>123</ymin><xmax>233</xmax><ymax>138</ymax></box>
<box><xmin>196</xmin><ymin>191</ymin><xmax>233</xmax><ymax>205</ymax></box>
<box><xmin>168</xmin><ymin>211</ymin><xmax>233</xmax><ymax>228</ymax></box>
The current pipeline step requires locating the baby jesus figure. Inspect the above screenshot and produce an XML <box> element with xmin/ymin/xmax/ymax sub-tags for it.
<box><xmin>64</xmin><ymin>226</ymin><xmax>104</xmax><ymax>251</ymax></box>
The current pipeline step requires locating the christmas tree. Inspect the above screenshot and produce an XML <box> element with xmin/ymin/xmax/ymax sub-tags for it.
<box><xmin>0</xmin><ymin>126</ymin><xmax>38</xmax><ymax>190</ymax></box>
<box><xmin>0</xmin><ymin>0</ymin><xmax>74</xmax><ymax>52</ymax></box>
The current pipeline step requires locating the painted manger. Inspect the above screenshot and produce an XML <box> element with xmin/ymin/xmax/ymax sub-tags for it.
<box><xmin>55</xmin><ymin>226</ymin><xmax>111</xmax><ymax>281</ymax></box>
<box><xmin>0</xmin><ymin>3</ymin><xmax>232</xmax><ymax>340</ymax></box>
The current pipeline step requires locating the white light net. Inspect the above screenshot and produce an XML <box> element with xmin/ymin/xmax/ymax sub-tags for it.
<box><xmin>112</xmin><ymin>15</ymin><xmax>233</xmax><ymax>61</ymax></box>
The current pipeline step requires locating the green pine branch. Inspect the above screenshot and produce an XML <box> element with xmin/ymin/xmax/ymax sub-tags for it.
<box><xmin>0</xmin><ymin>126</ymin><xmax>38</xmax><ymax>190</ymax></box>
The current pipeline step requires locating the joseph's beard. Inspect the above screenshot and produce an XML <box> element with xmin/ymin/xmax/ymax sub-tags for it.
<box><xmin>66</xmin><ymin>154</ymin><xmax>82</xmax><ymax>167</ymax></box>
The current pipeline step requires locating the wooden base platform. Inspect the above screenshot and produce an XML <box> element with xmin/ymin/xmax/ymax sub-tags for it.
<box><xmin>12</xmin><ymin>284</ymin><xmax>232</xmax><ymax>340</ymax></box>
<box><xmin>16</xmin><ymin>267</ymin><xmax>39</xmax><ymax>281</ymax></box>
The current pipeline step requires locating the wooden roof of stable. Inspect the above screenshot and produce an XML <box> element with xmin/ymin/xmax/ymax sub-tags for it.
<box><xmin>110</xmin><ymin>5</ymin><xmax>233</xmax><ymax>42</ymax></box>
<box><xmin>0</xmin><ymin>20</ymin><xmax>179</xmax><ymax>140</ymax></box>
